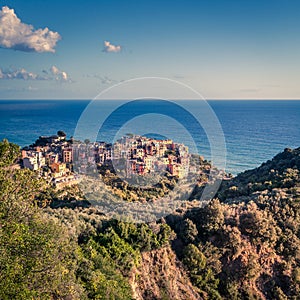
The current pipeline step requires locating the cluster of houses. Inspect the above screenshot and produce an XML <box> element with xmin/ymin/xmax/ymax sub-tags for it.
<box><xmin>21</xmin><ymin>133</ymin><xmax>191</xmax><ymax>188</ymax></box>
<box><xmin>73</xmin><ymin>135</ymin><xmax>190</xmax><ymax>178</ymax></box>
<box><xmin>113</xmin><ymin>135</ymin><xmax>189</xmax><ymax>178</ymax></box>
<box><xmin>21</xmin><ymin>133</ymin><xmax>77</xmax><ymax>188</ymax></box>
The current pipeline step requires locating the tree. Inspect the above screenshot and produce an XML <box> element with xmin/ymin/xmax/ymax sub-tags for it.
<box><xmin>182</xmin><ymin>244</ymin><xmax>221</xmax><ymax>299</ymax></box>
<box><xmin>239</xmin><ymin>202</ymin><xmax>280</xmax><ymax>245</ymax></box>
<box><xmin>201</xmin><ymin>199</ymin><xmax>225</xmax><ymax>234</ymax></box>
<box><xmin>57</xmin><ymin>130</ymin><xmax>67</xmax><ymax>137</ymax></box>
<box><xmin>0</xmin><ymin>142</ymin><xmax>83</xmax><ymax>298</ymax></box>
<box><xmin>183</xmin><ymin>244</ymin><xmax>206</xmax><ymax>272</ymax></box>
<box><xmin>0</xmin><ymin>167</ymin><xmax>83</xmax><ymax>299</ymax></box>
<box><xmin>0</xmin><ymin>139</ymin><xmax>20</xmax><ymax>167</ymax></box>
<box><xmin>77</xmin><ymin>239</ymin><xmax>132</xmax><ymax>299</ymax></box>
<box><xmin>178</xmin><ymin>218</ymin><xmax>198</xmax><ymax>244</ymax></box>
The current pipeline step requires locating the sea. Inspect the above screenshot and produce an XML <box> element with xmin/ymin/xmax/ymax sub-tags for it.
<box><xmin>0</xmin><ymin>99</ymin><xmax>299</xmax><ymax>175</ymax></box>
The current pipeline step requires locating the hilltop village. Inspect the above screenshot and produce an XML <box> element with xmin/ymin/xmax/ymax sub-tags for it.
<box><xmin>74</xmin><ymin>135</ymin><xmax>189</xmax><ymax>178</ymax></box>
<box><xmin>21</xmin><ymin>132</ymin><xmax>191</xmax><ymax>188</ymax></box>
<box><xmin>21</xmin><ymin>132</ymin><xmax>76</xmax><ymax>188</ymax></box>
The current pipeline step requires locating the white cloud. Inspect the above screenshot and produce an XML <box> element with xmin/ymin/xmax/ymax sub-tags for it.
<box><xmin>0</xmin><ymin>66</ymin><xmax>71</xmax><ymax>82</ymax></box>
<box><xmin>103</xmin><ymin>40</ymin><xmax>121</xmax><ymax>53</ymax></box>
<box><xmin>50</xmin><ymin>65</ymin><xmax>60</xmax><ymax>75</ymax></box>
<box><xmin>0</xmin><ymin>6</ymin><xmax>60</xmax><ymax>52</ymax></box>
<box><xmin>0</xmin><ymin>67</ymin><xmax>45</xmax><ymax>80</ymax></box>
<box><xmin>50</xmin><ymin>65</ymin><xmax>71</xmax><ymax>82</ymax></box>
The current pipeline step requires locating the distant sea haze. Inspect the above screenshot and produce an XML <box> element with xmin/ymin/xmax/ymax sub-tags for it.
<box><xmin>0</xmin><ymin>100</ymin><xmax>299</xmax><ymax>175</ymax></box>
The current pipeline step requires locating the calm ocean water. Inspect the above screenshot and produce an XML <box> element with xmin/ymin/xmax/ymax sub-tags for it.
<box><xmin>0</xmin><ymin>100</ymin><xmax>299</xmax><ymax>175</ymax></box>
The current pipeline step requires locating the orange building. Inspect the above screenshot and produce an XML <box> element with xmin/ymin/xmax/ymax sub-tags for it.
<box><xmin>50</xmin><ymin>162</ymin><xmax>66</xmax><ymax>174</ymax></box>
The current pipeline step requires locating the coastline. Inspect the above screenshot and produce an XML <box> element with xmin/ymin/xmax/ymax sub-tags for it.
<box><xmin>0</xmin><ymin>99</ymin><xmax>299</xmax><ymax>175</ymax></box>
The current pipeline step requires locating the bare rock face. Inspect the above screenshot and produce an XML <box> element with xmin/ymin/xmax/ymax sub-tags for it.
<box><xmin>129</xmin><ymin>246</ymin><xmax>201</xmax><ymax>300</ymax></box>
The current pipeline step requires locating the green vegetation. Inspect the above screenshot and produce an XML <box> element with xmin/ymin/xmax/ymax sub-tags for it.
<box><xmin>98</xmin><ymin>161</ymin><xmax>179</xmax><ymax>202</ymax></box>
<box><xmin>182</xmin><ymin>244</ymin><xmax>221</xmax><ymax>299</ymax></box>
<box><xmin>57</xmin><ymin>130</ymin><xmax>67</xmax><ymax>137</ymax></box>
<box><xmin>0</xmin><ymin>141</ymin><xmax>82</xmax><ymax>299</ymax></box>
<box><xmin>0</xmin><ymin>138</ymin><xmax>20</xmax><ymax>167</ymax></box>
<box><xmin>217</xmin><ymin>147</ymin><xmax>300</xmax><ymax>200</ymax></box>
<box><xmin>0</xmin><ymin>139</ymin><xmax>299</xmax><ymax>299</ymax></box>
<box><xmin>167</xmin><ymin>147</ymin><xmax>300</xmax><ymax>299</ymax></box>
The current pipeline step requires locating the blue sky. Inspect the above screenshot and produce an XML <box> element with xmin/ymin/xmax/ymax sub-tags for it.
<box><xmin>0</xmin><ymin>0</ymin><xmax>299</xmax><ymax>99</ymax></box>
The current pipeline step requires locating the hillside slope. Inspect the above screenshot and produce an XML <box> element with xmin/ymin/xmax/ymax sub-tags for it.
<box><xmin>166</xmin><ymin>147</ymin><xmax>300</xmax><ymax>299</ymax></box>
<box><xmin>1</xmin><ymin>139</ymin><xmax>299</xmax><ymax>299</ymax></box>
<box><xmin>218</xmin><ymin>147</ymin><xmax>300</xmax><ymax>201</ymax></box>
<box><xmin>130</xmin><ymin>246</ymin><xmax>201</xmax><ymax>300</ymax></box>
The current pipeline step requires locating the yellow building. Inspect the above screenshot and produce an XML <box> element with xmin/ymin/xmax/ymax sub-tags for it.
<box><xmin>50</xmin><ymin>162</ymin><xmax>66</xmax><ymax>174</ymax></box>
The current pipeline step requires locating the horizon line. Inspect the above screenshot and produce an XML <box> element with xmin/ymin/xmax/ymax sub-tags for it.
<box><xmin>0</xmin><ymin>98</ymin><xmax>300</xmax><ymax>101</ymax></box>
